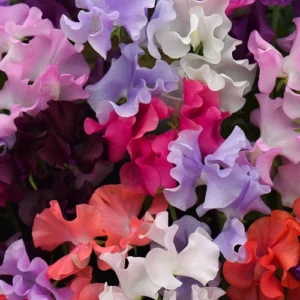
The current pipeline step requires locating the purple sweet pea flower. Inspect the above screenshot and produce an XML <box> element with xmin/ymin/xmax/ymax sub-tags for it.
<box><xmin>60</xmin><ymin>0</ymin><xmax>155</xmax><ymax>58</ymax></box>
<box><xmin>230</xmin><ymin>1</ymin><xmax>274</xmax><ymax>60</ymax></box>
<box><xmin>23</xmin><ymin>0</ymin><xmax>79</xmax><ymax>28</ymax></box>
<box><xmin>291</xmin><ymin>263</ymin><xmax>300</xmax><ymax>280</ymax></box>
<box><xmin>260</xmin><ymin>0</ymin><xmax>292</xmax><ymax>5</ymax></box>
<box><xmin>0</xmin><ymin>239</ymin><xmax>72</xmax><ymax>299</ymax></box>
<box><xmin>214</xmin><ymin>218</ymin><xmax>247</xmax><ymax>262</ymax></box>
<box><xmin>197</xmin><ymin>126</ymin><xmax>271</xmax><ymax>220</ymax></box>
<box><xmin>163</xmin><ymin>129</ymin><xmax>203</xmax><ymax>211</ymax></box>
<box><xmin>173</xmin><ymin>215</ymin><xmax>211</xmax><ymax>253</ymax></box>
<box><xmin>0</xmin><ymin>0</ymin><xmax>8</xmax><ymax>6</ymax></box>
<box><xmin>86</xmin><ymin>43</ymin><xmax>179</xmax><ymax>124</ymax></box>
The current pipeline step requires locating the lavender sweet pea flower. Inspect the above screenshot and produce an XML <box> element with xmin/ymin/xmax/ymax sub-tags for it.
<box><xmin>0</xmin><ymin>239</ymin><xmax>72</xmax><ymax>300</ymax></box>
<box><xmin>86</xmin><ymin>43</ymin><xmax>179</xmax><ymax>124</ymax></box>
<box><xmin>60</xmin><ymin>0</ymin><xmax>155</xmax><ymax>58</ymax></box>
<box><xmin>197</xmin><ymin>126</ymin><xmax>271</xmax><ymax>220</ymax></box>
<box><xmin>163</xmin><ymin>129</ymin><xmax>203</xmax><ymax>211</ymax></box>
<box><xmin>174</xmin><ymin>216</ymin><xmax>211</xmax><ymax>253</ymax></box>
<box><xmin>214</xmin><ymin>218</ymin><xmax>247</xmax><ymax>262</ymax></box>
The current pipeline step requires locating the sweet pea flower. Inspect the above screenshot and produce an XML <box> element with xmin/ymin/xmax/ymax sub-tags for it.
<box><xmin>224</xmin><ymin>209</ymin><xmax>300</xmax><ymax>299</ymax></box>
<box><xmin>179</xmin><ymin>79</ymin><xmax>230</xmax><ymax>156</ymax></box>
<box><xmin>143</xmin><ymin>212</ymin><xmax>220</xmax><ymax>291</ymax></box>
<box><xmin>89</xmin><ymin>184</ymin><xmax>166</xmax><ymax>249</ymax></box>
<box><xmin>248</xmin><ymin>30</ymin><xmax>284</xmax><ymax>94</ymax></box>
<box><xmin>100</xmin><ymin>252</ymin><xmax>161</xmax><ymax>300</ymax></box>
<box><xmin>32</xmin><ymin>200</ymin><xmax>108</xmax><ymax>280</ymax></box>
<box><xmin>0</xmin><ymin>239</ymin><xmax>71</xmax><ymax>300</ymax></box>
<box><xmin>84</xmin><ymin>97</ymin><xmax>173</xmax><ymax>163</ymax></box>
<box><xmin>214</xmin><ymin>218</ymin><xmax>247</xmax><ymax>262</ymax></box>
<box><xmin>249</xmin><ymin>18</ymin><xmax>300</xmax><ymax>94</ymax></box>
<box><xmin>163</xmin><ymin>286</ymin><xmax>225</xmax><ymax>300</ymax></box>
<box><xmin>120</xmin><ymin>131</ymin><xmax>177</xmax><ymax>196</ymax></box>
<box><xmin>230</xmin><ymin>0</ymin><xmax>274</xmax><ymax>61</ymax></box>
<box><xmin>163</xmin><ymin>129</ymin><xmax>203</xmax><ymax>211</ymax></box>
<box><xmin>61</xmin><ymin>0</ymin><xmax>155</xmax><ymax>58</ymax></box>
<box><xmin>147</xmin><ymin>0</ymin><xmax>230</xmax><ymax>61</ymax></box>
<box><xmin>24</xmin><ymin>0</ymin><xmax>79</xmax><ymax>28</ymax></box>
<box><xmin>86</xmin><ymin>43</ymin><xmax>179</xmax><ymax>124</ymax></box>
<box><xmin>197</xmin><ymin>126</ymin><xmax>271</xmax><ymax>220</ymax></box>
<box><xmin>70</xmin><ymin>267</ymin><xmax>104</xmax><ymax>300</ymax></box>
<box><xmin>0</xmin><ymin>4</ymin><xmax>90</xmax><ymax>142</ymax></box>
<box><xmin>274</xmin><ymin>162</ymin><xmax>300</xmax><ymax>207</ymax></box>
<box><xmin>176</xmin><ymin>35</ymin><xmax>256</xmax><ymax>113</ymax></box>
<box><xmin>251</xmin><ymin>94</ymin><xmax>300</xmax><ymax>163</ymax></box>
<box><xmin>226</xmin><ymin>0</ymin><xmax>255</xmax><ymax>16</ymax></box>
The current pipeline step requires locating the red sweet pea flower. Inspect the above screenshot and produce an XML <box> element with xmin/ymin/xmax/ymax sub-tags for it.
<box><xmin>224</xmin><ymin>209</ymin><xmax>300</xmax><ymax>299</ymax></box>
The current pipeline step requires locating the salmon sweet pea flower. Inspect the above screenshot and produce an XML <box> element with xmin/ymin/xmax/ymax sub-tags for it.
<box><xmin>223</xmin><ymin>207</ymin><xmax>300</xmax><ymax>299</ymax></box>
<box><xmin>89</xmin><ymin>184</ymin><xmax>167</xmax><ymax>249</ymax></box>
<box><xmin>33</xmin><ymin>184</ymin><xmax>167</xmax><ymax>280</ymax></box>
<box><xmin>32</xmin><ymin>200</ymin><xmax>110</xmax><ymax>280</ymax></box>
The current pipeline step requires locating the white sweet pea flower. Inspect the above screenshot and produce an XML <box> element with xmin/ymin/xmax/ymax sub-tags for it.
<box><xmin>147</xmin><ymin>0</ymin><xmax>230</xmax><ymax>61</ymax></box>
<box><xmin>99</xmin><ymin>284</ymin><xmax>131</xmax><ymax>300</ymax></box>
<box><xmin>173</xmin><ymin>36</ymin><xmax>256</xmax><ymax>113</ymax></box>
<box><xmin>100</xmin><ymin>252</ymin><xmax>160</xmax><ymax>300</ymax></box>
<box><xmin>144</xmin><ymin>212</ymin><xmax>220</xmax><ymax>290</ymax></box>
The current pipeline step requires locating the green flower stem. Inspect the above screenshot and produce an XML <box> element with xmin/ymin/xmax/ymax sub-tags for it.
<box><xmin>168</xmin><ymin>205</ymin><xmax>177</xmax><ymax>221</ymax></box>
<box><xmin>272</xmin><ymin>6</ymin><xmax>280</xmax><ymax>35</ymax></box>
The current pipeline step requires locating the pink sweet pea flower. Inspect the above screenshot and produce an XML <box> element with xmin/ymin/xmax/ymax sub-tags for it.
<box><xmin>251</xmin><ymin>94</ymin><xmax>300</xmax><ymax>163</ymax></box>
<box><xmin>248</xmin><ymin>30</ymin><xmax>284</xmax><ymax>94</ymax></box>
<box><xmin>179</xmin><ymin>79</ymin><xmax>230</xmax><ymax>157</ymax></box>
<box><xmin>84</xmin><ymin>97</ymin><xmax>173</xmax><ymax>162</ymax></box>
<box><xmin>120</xmin><ymin>131</ymin><xmax>177</xmax><ymax>196</ymax></box>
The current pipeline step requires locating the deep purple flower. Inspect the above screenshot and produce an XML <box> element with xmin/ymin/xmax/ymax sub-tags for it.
<box><xmin>260</xmin><ymin>0</ymin><xmax>292</xmax><ymax>5</ymax></box>
<box><xmin>230</xmin><ymin>1</ymin><xmax>274</xmax><ymax>60</ymax></box>
<box><xmin>23</xmin><ymin>0</ymin><xmax>79</xmax><ymax>28</ymax></box>
<box><xmin>0</xmin><ymin>239</ymin><xmax>71</xmax><ymax>299</ymax></box>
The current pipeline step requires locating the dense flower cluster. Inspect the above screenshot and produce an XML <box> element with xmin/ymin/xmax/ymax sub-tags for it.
<box><xmin>0</xmin><ymin>0</ymin><xmax>299</xmax><ymax>299</ymax></box>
